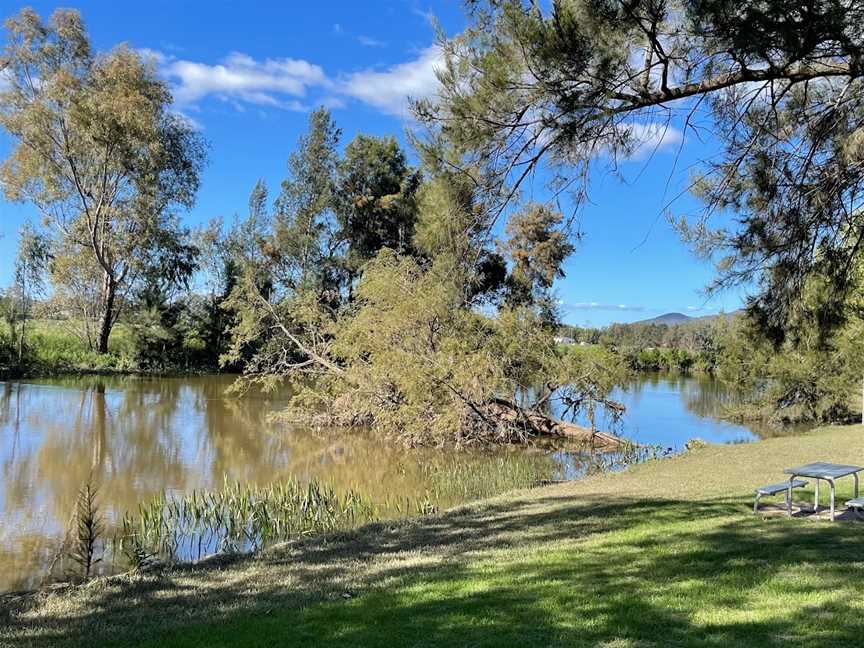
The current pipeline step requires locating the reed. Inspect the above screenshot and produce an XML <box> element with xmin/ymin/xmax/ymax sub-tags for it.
<box><xmin>108</xmin><ymin>449</ymin><xmax>657</xmax><ymax>573</ymax></box>
<box><xmin>416</xmin><ymin>454</ymin><xmax>560</xmax><ymax>505</ymax></box>
<box><xmin>114</xmin><ymin>477</ymin><xmax>381</xmax><ymax>564</ymax></box>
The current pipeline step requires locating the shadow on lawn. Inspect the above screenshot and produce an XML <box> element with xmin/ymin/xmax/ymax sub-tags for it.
<box><xmin>5</xmin><ymin>491</ymin><xmax>864</xmax><ymax>647</ymax></box>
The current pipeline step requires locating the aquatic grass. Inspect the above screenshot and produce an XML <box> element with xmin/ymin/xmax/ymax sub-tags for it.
<box><xmin>416</xmin><ymin>453</ymin><xmax>561</xmax><ymax>504</ymax></box>
<box><xmin>110</xmin><ymin>453</ymin><xmax>572</xmax><ymax>569</ymax></box>
<box><xmin>110</xmin><ymin>447</ymin><xmax>662</xmax><ymax>570</ymax></box>
<box><xmin>114</xmin><ymin>478</ymin><xmax>382</xmax><ymax>564</ymax></box>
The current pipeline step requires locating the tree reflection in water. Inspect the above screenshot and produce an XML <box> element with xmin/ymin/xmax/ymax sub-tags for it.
<box><xmin>0</xmin><ymin>376</ymin><xmax>569</xmax><ymax>591</ymax></box>
<box><xmin>0</xmin><ymin>373</ymin><xmax>790</xmax><ymax>592</ymax></box>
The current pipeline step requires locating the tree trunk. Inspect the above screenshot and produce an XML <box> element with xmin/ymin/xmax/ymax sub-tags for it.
<box><xmin>96</xmin><ymin>271</ymin><xmax>116</xmax><ymax>354</ymax></box>
<box><xmin>17</xmin><ymin>318</ymin><xmax>25</xmax><ymax>365</ymax></box>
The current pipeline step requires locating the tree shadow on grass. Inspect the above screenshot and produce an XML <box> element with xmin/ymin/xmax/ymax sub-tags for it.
<box><xmin>4</xmin><ymin>492</ymin><xmax>864</xmax><ymax>647</ymax></box>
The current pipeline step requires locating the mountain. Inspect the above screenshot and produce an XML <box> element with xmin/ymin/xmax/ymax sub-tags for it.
<box><xmin>630</xmin><ymin>310</ymin><xmax>744</xmax><ymax>326</ymax></box>
<box><xmin>634</xmin><ymin>312</ymin><xmax>693</xmax><ymax>325</ymax></box>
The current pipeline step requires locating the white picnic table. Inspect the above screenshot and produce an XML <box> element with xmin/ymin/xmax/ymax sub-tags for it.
<box><xmin>784</xmin><ymin>462</ymin><xmax>864</xmax><ymax>521</ymax></box>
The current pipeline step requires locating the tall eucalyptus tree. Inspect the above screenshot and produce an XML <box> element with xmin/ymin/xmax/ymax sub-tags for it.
<box><xmin>0</xmin><ymin>8</ymin><xmax>205</xmax><ymax>352</ymax></box>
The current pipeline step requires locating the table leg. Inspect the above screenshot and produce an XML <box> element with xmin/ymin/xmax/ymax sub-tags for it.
<box><xmin>829</xmin><ymin>479</ymin><xmax>836</xmax><ymax>521</ymax></box>
<box><xmin>855</xmin><ymin>473</ymin><xmax>860</xmax><ymax>498</ymax></box>
<box><xmin>815</xmin><ymin>479</ymin><xmax>820</xmax><ymax>513</ymax></box>
<box><xmin>787</xmin><ymin>475</ymin><xmax>795</xmax><ymax>516</ymax></box>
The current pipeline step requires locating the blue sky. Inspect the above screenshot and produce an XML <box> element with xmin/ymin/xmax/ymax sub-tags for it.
<box><xmin>0</xmin><ymin>0</ymin><xmax>748</xmax><ymax>327</ymax></box>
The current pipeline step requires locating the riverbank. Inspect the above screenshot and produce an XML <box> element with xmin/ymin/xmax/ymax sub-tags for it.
<box><xmin>4</xmin><ymin>423</ymin><xmax>864</xmax><ymax>647</ymax></box>
<box><xmin>0</xmin><ymin>319</ymin><xmax>227</xmax><ymax>379</ymax></box>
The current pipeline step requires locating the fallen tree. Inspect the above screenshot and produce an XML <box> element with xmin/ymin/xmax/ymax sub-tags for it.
<box><xmin>226</xmin><ymin>249</ymin><xmax>627</xmax><ymax>447</ymax></box>
<box><xmin>218</xmin><ymin>112</ymin><xmax>626</xmax><ymax>446</ymax></box>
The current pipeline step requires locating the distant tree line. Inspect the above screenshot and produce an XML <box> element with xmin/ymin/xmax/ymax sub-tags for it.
<box><xmin>561</xmin><ymin>303</ymin><xmax>864</xmax><ymax>425</ymax></box>
<box><xmin>559</xmin><ymin>319</ymin><xmax>725</xmax><ymax>372</ymax></box>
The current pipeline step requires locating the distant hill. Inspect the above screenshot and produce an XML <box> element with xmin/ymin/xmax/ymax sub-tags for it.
<box><xmin>633</xmin><ymin>312</ymin><xmax>693</xmax><ymax>325</ymax></box>
<box><xmin>630</xmin><ymin>310</ymin><xmax>743</xmax><ymax>326</ymax></box>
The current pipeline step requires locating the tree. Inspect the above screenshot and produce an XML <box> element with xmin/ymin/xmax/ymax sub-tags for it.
<box><xmin>335</xmin><ymin>135</ymin><xmax>421</xmax><ymax>279</ymax></box>
<box><xmin>502</xmin><ymin>203</ymin><xmax>575</xmax><ymax>316</ymax></box>
<box><xmin>222</xmin><ymin>111</ymin><xmax>344</xmax><ymax>384</ymax></box>
<box><xmin>417</xmin><ymin>0</ymin><xmax>864</xmax><ymax>338</ymax></box>
<box><xmin>226</xmin><ymin>124</ymin><xmax>622</xmax><ymax>444</ymax></box>
<box><xmin>273</xmin><ymin>108</ymin><xmax>341</xmax><ymax>296</ymax></box>
<box><xmin>10</xmin><ymin>223</ymin><xmax>50</xmax><ymax>364</ymax></box>
<box><xmin>216</xmin><ymin>104</ymin><xmax>619</xmax><ymax>445</ymax></box>
<box><xmin>412</xmin><ymin>161</ymin><xmax>509</xmax><ymax>305</ymax></box>
<box><xmin>0</xmin><ymin>8</ymin><xmax>206</xmax><ymax>353</ymax></box>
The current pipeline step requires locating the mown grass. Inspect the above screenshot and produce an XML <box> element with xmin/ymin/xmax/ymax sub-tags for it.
<box><xmin>4</xmin><ymin>424</ymin><xmax>864</xmax><ymax>647</ymax></box>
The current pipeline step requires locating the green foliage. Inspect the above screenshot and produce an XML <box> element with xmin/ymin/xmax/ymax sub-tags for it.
<box><xmin>217</xmin><ymin>107</ymin><xmax>611</xmax><ymax>445</ymax></box>
<box><xmin>328</xmin><ymin>252</ymin><xmax>505</xmax><ymax>443</ymax></box>
<box><xmin>714</xmin><ymin>303</ymin><xmax>864</xmax><ymax>426</ymax></box>
<box><xmin>0</xmin><ymin>8</ymin><xmax>206</xmax><ymax>353</ymax></box>
<box><xmin>417</xmin><ymin>454</ymin><xmax>559</xmax><ymax>503</ymax></box>
<box><xmin>109</xmin><ymin>453</ymin><xmax>558</xmax><ymax>570</ymax></box>
<box><xmin>412</xmin><ymin>167</ymin><xmax>509</xmax><ymax>306</ymax></box>
<box><xmin>128</xmin><ymin>295</ymin><xmax>219</xmax><ymax>372</ymax></box>
<box><xmin>622</xmin><ymin>347</ymin><xmax>696</xmax><ymax>373</ymax></box>
<box><xmin>335</xmin><ymin>134</ymin><xmax>421</xmax><ymax>276</ymax></box>
<box><xmin>273</xmin><ymin>108</ymin><xmax>340</xmax><ymax>293</ymax></box>
<box><xmin>561</xmin><ymin>316</ymin><xmax>732</xmax><ymax>375</ymax></box>
<box><xmin>275</xmin><ymin>249</ymin><xmax>622</xmax><ymax>445</ymax></box>
<box><xmin>116</xmin><ymin>478</ymin><xmax>380</xmax><ymax>563</ymax></box>
<box><xmin>0</xmin><ymin>317</ymin><xmax>136</xmax><ymax>376</ymax></box>
<box><xmin>503</xmin><ymin>203</ymin><xmax>575</xmax><ymax>314</ymax></box>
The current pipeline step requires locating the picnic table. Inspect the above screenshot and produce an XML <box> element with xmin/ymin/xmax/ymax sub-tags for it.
<box><xmin>784</xmin><ymin>462</ymin><xmax>864</xmax><ymax>521</ymax></box>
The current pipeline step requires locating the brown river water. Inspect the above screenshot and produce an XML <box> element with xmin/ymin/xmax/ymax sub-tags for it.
<box><xmin>0</xmin><ymin>373</ymin><xmax>782</xmax><ymax>592</ymax></box>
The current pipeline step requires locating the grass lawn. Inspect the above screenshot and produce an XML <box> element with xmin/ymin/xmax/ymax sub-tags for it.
<box><xmin>4</xmin><ymin>424</ymin><xmax>864</xmax><ymax>647</ymax></box>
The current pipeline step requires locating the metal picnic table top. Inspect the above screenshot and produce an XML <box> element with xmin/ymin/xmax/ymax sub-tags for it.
<box><xmin>783</xmin><ymin>462</ymin><xmax>864</xmax><ymax>480</ymax></box>
<box><xmin>782</xmin><ymin>462</ymin><xmax>864</xmax><ymax>520</ymax></box>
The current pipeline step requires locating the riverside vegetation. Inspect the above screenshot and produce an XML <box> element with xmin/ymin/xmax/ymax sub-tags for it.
<box><xmin>5</xmin><ymin>1</ymin><xmax>864</xmax><ymax>441</ymax></box>
<box><xmin>0</xmin><ymin>8</ymin><xmax>624</xmax><ymax>446</ymax></box>
<box><xmin>53</xmin><ymin>441</ymin><xmax>660</xmax><ymax>584</ymax></box>
<box><xmin>563</xmin><ymin>307</ymin><xmax>864</xmax><ymax>427</ymax></box>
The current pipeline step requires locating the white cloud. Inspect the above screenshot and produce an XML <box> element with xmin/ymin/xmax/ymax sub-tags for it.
<box><xmin>625</xmin><ymin>121</ymin><xmax>683</xmax><ymax>159</ymax></box>
<box><xmin>357</xmin><ymin>35</ymin><xmax>387</xmax><ymax>48</ymax></box>
<box><xmin>339</xmin><ymin>46</ymin><xmax>443</xmax><ymax>117</ymax></box>
<box><xmin>150</xmin><ymin>46</ymin><xmax>442</xmax><ymax>120</ymax></box>
<box><xmin>164</xmin><ymin>52</ymin><xmax>329</xmax><ymax>109</ymax></box>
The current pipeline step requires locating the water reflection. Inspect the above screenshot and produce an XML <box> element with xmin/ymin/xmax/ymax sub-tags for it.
<box><xmin>0</xmin><ymin>373</ymin><xmax>784</xmax><ymax>592</ymax></box>
<box><xmin>1</xmin><ymin>376</ymin><xmax>574</xmax><ymax>591</ymax></box>
<box><xmin>574</xmin><ymin>373</ymin><xmax>804</xmax><ymax>448</ymax></box>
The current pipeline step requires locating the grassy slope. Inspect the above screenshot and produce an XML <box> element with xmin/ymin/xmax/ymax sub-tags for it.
<box><xmin>5</xmin><ymin>425</ymin><xmax>864</xmax><ymax>647</ymax></box>
<box><xmin>6</xmin><ymin>319</ymin><xmax>136</xmax><ymax>374</ymax></box>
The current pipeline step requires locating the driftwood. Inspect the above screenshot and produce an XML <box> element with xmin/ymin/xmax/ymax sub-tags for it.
<box><xmin>487</xmin><ymin>398</ymin><xmax>625</xmax><ymax>449</ymax></box>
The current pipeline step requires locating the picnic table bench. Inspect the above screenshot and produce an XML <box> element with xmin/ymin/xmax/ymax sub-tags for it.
<box><xmin>754</xmin><ymin>479</ymin><xmax>807</xmax><ymax>514</ymax></box>
<box><xmin>845</xmin><ymin>497</ymin><xmax>864</xmax><ymax>514</ymax></box>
